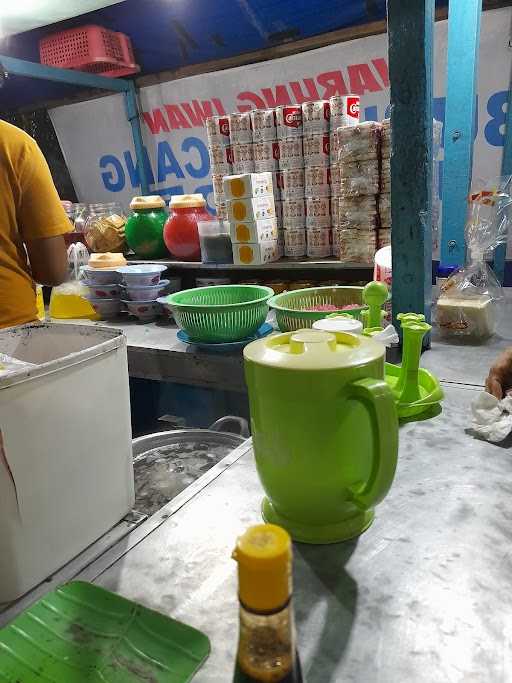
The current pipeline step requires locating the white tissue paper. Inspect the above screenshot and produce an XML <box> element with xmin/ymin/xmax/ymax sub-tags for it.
<box><xmin>471</xmin><ymin>391</ymin><xmax>512</xmax><ymax>442</ymax></box>
<box><xmin>372</xmin><ymin>325</ymin><xmax>399</xmax><ymax>347</ymax></box>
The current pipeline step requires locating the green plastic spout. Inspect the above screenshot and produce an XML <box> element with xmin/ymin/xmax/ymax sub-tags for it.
<box><xmin>394</xmin><ymin>313</ymin><xmax>431</xmax><ymax>404</ymax></box>
<box><xmin>362</xmin><ymin>281</ymin><xmax>389</xmax><ymax>329</ymax></box>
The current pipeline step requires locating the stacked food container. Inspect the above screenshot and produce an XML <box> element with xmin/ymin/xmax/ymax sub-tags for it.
<box><xmin>206</xmin><ymin>115</ymin><xmax>232</xmax><ymax>221</ymax></box>
<box><xmin>119</xmin><ymin>265</ymin><xmax>170</xmax><ymax>322</ymax></box>
<box><xmin>303</xmin><ymin>100</ymin><xmax>331</xmax><ymax>258</ymax></box>
<box><xmin>332</xmin><ymin>121</ymin><xmax>382</xmax><ymax>263</ymax></box>
<box><xmin>225</xmin><ymin>172</ymin><xmax>280</xmax><ymax>265</ymax></box>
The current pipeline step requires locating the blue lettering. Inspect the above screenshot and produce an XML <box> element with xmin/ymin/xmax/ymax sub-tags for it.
<box><xmin>182</xmin><ymin>137</ymin><xmax>209</xmax><ymax>178</ymax></box>
<box><xmin>195</xmin><ymin>184</ymin><xmax>215</xmax><ymax>213</ymax></box>
<box><xmin>124</xmin><ymin>148</ymin><xmax>155</xmax><ymax>189</ymax></box>
<box><xmin>100</xmin><ymin>155</ymin><xmax>125</xmax><ymax>192</ymax></box>
<box><xmin>158</xmin><ymin>186</ymin><xmax>186</xmax><ymax>202</ymax></box>
<box><xmin>485</xmin><ymin>90</ymin><xmax>507</xmax><ymax>147</ymax></box>
<box><xmin>157</xmin><ymin>141</ymin><xmax>185</xmax><ymax>183</ymax></box>
<box><xmin>364</xmin><ymin>105</ymin><xmax>378</xmax><ymax>122</ymax></box>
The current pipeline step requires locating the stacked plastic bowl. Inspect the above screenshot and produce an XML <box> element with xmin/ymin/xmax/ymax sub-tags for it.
<box><xmin>82</xmin><ymin>264</ymin><xmax>124</xmax><ymax>319</ymax></box>
<box><xmin>118</xmin><ymin>265</ymin><xmax>175</xmax><ymax>322</ymax></box>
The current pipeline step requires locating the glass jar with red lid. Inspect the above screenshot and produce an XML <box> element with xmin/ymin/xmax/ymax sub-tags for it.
<box><xmin>163</xmin><ymin>194</ymin><xmax>212</xmax><ymax>261</ymax></box>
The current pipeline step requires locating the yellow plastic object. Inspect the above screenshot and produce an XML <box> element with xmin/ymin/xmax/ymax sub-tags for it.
<box><xmin>129</xmin><ymin>195</ymin><xmax>165</xmax><ymax>210</ymax></box>
<box><xmin>49</xmin><ymin>285</ymin><xmax>99</xmax><ymax>320</ymax></box>
<box><xmin>35</xmin><ymin>285</ymin><xmax>45</xmax><ymax>320</ymax></box>
<box><xmin>233</xmin><ymin>524</ymin><xmax>291</xmax><ymax>612</ymax></box>
<box><xmin>88</xmin><ymin>252</ymin><xmax>127</xmax><ymax>268</ymax></box>
<box><xmin>169</xmin><ymin>193</ymin><xmax>206</xmax><ymax>208</ymax></box>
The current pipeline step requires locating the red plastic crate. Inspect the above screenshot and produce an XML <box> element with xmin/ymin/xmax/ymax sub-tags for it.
<box><xmin>40</xmin><ymin>24</ymin><xmax>140</xmax><ymax>78</ymax></box>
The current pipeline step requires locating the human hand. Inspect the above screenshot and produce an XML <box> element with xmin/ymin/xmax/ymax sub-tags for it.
<box><xmin>485</xmin><ymin>347</ymin><xmax>512</xmax><ymax>399</ymax></box>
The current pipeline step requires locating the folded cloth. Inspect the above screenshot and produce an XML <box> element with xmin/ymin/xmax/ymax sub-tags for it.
<box><xmin>471</xmin><ymin>391</ymin><xmax>512</xmax><ymax>442</ymax></box>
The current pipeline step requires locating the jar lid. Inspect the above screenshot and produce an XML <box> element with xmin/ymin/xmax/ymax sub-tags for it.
<box><xmin>170</xmin><ymin>193</ymin><xmax>206</xmax><ymax>208</ymax></box>
<box><xmin>312</xmin><ymin>316</ymin><xmax>363</xmax><ymax>334</ymax></box>
<box><xmin>232</xmin><ymin>524</ymin><xmax>291</xmax><ymax>611</ymax></box>
<box><xmin>88</xmin><ymin>252</ymin><xmax>127</xmax><ymax>268</ymax></box>
<box><xmin>244</xmin><ymin>328</ymin><xmax>384</xmax><ymax>370</ymax></box>
<box><xmin>130</xmin><ymin>195</ymin><xmax>165</xmax><ymax>210</ymax></box>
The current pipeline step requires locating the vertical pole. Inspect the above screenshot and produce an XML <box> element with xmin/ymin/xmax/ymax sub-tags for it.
<box><xmin>124</xmin><ymin>80</ymin><xmax>150</xmax><ymax>195</ymax></box>
<box><xmin>387</xmin><ymin>0</ymin><xmax>434</xmax><ymax>326</ymax></box>
<box><xmin>440</xmin><ymin>0</ymin><xmax>482</xmax><ymax>266</ymax></box>
<box><xmin>495</xmin><ymin>81</ymin><xmax>512</xmax><ymax>284</ymax></box>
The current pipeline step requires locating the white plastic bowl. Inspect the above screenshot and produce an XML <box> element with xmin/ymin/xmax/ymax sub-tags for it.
<box><xmin>117</xmin><ymin>264</ymin><xmax>167</xmax><ymax>287</ymax></box>
<box><xmin>83</xmin><ymin>281</ymin><xmax>121</xmax><ymax>299</ymax></box>
<box><xmin>122</xmin><ymin>299</ymin><xmax>163</xmax><ymax>322</ymax></box>
<box><xmin>87</xmin><ymin>297</ymin><xmax>123</xmax><ymax>319</ymax></box>
<box><xmin>122</xmin><ymin>279</ymin><xmax>170</xmax><ymax>302</ymax></box>
<box><xmin>82</xmin><ymin>266</ymin><xmax>122</xmax><ymax>285</ymax></box>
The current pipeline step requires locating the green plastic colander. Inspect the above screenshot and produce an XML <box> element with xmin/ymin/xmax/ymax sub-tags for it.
<box><xmin>269</xmin><ymin>286</ymin><xmax>366</xmax><ymax>332</ymax></box>
<box><xmin>167</xmin><ymin>284</ymin><xmax>274</xmax><ymax>343</ymax></box>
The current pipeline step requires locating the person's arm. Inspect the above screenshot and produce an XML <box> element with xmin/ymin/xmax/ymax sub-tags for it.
<box><xmin>16</xmin><ymin>136</ymin><xmax>70</xmax><ymax>286</ymax></box>
<box><xmin>25</xmin><ymin>235</ymin><xmax>68</xmax><ymax>286</ymax></box>
<box><xmin>485</xmin><ymin>348</ymin><xmax>512</xmax><ymax>398</ymax></box>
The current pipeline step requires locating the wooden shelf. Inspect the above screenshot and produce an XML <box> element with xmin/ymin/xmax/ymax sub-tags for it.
<box><xmin>128</xmin><ymin>257</ymin><xmax>373</xmax><ymax>271</ymax></box>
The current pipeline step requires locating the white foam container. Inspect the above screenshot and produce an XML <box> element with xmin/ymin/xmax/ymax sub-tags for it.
<box><xmin>0</xmin><ymin>323</ymin><xmax>134</xmax><ymax>602</ymax></box>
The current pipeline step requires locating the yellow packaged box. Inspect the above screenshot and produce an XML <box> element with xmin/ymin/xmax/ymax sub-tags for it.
<box><xmin>223</xmin><ymin>172</ymin><xmax>273</xmax><ymax>199</ymax></box>
<box><xmin>228</xmin><ymin>195</ymin><xmax>275</xmax><ymax>222</ymax></box>
<box><xmin>230</xmin><ymin>218</ymin><xmax>278</xmax><ymax>244</ymax></box>
<box><xmin>233</xmin><ymin>240</ymin><xmax>280</xmax><ymax>265</ymax></box>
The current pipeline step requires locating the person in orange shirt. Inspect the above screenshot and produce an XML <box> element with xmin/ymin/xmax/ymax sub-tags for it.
<box><xmin>0</xmin><ymin>120</ymin><xmax>70</xmax><ymax>328</ymax></box>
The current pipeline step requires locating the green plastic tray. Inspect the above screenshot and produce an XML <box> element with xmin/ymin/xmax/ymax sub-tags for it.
<box><xmin>0</xmin><ymin>581</ymin><xmax>210</xmax><ymax>682</ymax></box>
<box><xmin>167</xmin><ymin>284</ymin><xmax>274</xmax><ymax>343</ymax></box>
<box><xmin>385</xmin><ymin>362</ymin><xmax>444</xmax><ymax>418</ymax></box>
<box><xmin>269</xmin><ymin>286</ymin><xmax>366</xmax><ymax>331</ymax></box>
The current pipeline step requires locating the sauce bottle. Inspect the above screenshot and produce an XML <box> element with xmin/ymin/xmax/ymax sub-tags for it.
<box><xmin>232</xmin><ymin>524</ymin><xmax>302</xmax><ymax>683</ymax></box>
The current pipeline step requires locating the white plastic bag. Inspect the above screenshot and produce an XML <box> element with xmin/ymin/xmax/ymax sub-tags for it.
<box><xmin>437</xmin><ymin>176</ymin><xmax>512</xmax><ymax>339</ymax></box>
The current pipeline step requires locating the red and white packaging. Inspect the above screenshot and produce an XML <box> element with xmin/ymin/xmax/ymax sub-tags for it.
<box><xmin>306</xmin><ymin>196</ymin><xmax>330</xmax><ymax>228</ymax></box>
<box><xmin>302</xmin><ymin>100</ymin><xmax>330</xmax><ymax>133</ymax></box>
<box><xmin>282</xmin><ymin>198</ymin><xmax>306</xmax><ymax>228</ymax></box>
<box><xmin>275</xmin><ymin>105</ymin><xmax>303</xmax><ymax>139</ymax></box>
<box><xmin>307</xmin><ymin>227</ymin><xmax>332</xmax><ymax>257</ymax></box>
<box><xmin>278</xmin><ymin>168</ymin><xmax>305</xmax><ymax>199</ymax></box>
<box><xmin>303</xmin><ymin>134</ymin><xmax>330</xmax><ymax>168</ymax></box>
<box><xmin>329</xmin><ymin>94</ymin><xmax>360</xmax><ymax>127</ymax></box>
<box><xmin>209</xmin><ymin>144</ymin><xmax>232</xmax><ymax>175</ymax></box>
<box><xmin>250</xmin><ymin>109</ymin><xmax>276</xmax><ymax>142</ymax></box>
<box><xmin>284</xmin><ymin>227</ymin><xmax>306</xmax><ymax>258</ymax></box>
<box><xmin>215</xmin><ymin>200</ymin><xmax>228</xmax><ymax>221</ymax></box>
<box><xmin>212</xmin><ymin>173</ymin><xmax>225</xmax><ymax>200</ymax></box>
<box><xmin>305</xmin><ymin>166</ymin><xmax>330</xmax><ymax>198</ymax></box>
<box><xmin>329</xmin><ymin>133</ymin><xmax>339</xmax><ymax>164</ymax></box>
<box><xmin>231</xmin><ymin>142</ymin><xmax>255</xmax><ymax>174</ymax></box>
<box><xmin>253</xmin><ymin>139</ymin><xmax>279</xmax><ymax>171</ymax></box>
<box><xmin>278</xmin><ymin>137</ymin><xmax>303</xmax><ymax>170</ymax></box>
<box><xmin>275</xmin><ymin>199</ymin><xmax>283</xmax><ymax>224</ymax></box>
<box><xmin>330</xmin><ymin>163</ymin><xmax>341</xmax><ymax>196</ymax></box>
<box><xmin>229</xmin><ymin>112</ymin><xmax>253</xmax><ymax>143</ymax></box>
<box><xmin>205</xmin><ymin>116</ymin><xmax>231</xmax><ymax>147</ymax></box>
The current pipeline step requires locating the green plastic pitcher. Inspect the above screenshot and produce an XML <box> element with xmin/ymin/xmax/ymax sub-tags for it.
<box><xmin>244</xmin><ymin>329</ymin><xmax>398</xmax><ymax>544</ymax></box>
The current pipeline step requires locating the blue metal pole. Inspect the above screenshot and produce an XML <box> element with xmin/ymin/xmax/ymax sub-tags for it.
<box><xmin>387</xmin><ymin>0</ymin><xmax>434</xmax><ymax>327</ymax></box>
<box><xmin>0</xmin><ymin>55</ymin><xmax>129</xmax><ymax>92</ymax></box>
<box><xmin>440</xmin><ymin>0</ymin><xmax>482</xmax><ymax>266</ymax></box>
<box><xmin>494</xmin><ymin>82</ymin><xmax>512</xmax><ymax>283</ymax></box>
<box><xmin>124</xmin><ymin>81</ymin><xmax>150</xmax><ymax>196</ymax></box>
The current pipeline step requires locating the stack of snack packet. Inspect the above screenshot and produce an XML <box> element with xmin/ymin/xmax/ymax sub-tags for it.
<box><xmin>378</xmin><ymin>118</ymin><xmax>391</xmax><ymax>249</ymax></box>
<box><xmin>334</xmin><ymin>121</ymin><xmax>382</xmax><ymax>263</ymax></box>
<box><xmin>223</xmin><ymin>172</ymin><xmax>280</xmax><ymax>265</ymax></box>
<box><xmin>206</xmin><ymin>115</ymin><xmax>232</xmax><ymax>221</ymax></box>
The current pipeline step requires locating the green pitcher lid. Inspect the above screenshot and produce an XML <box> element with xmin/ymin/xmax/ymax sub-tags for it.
<box><xmin>244</xmin><ymin>328</ymin><xmax>385</xmax><ymax>370</ymax></box>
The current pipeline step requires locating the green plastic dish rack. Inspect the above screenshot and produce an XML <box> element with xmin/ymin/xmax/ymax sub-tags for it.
<box><xmin>269</xmin><ymin>286</ymin><xmax>366</xmax><ymax>331</ymax></box>
<box><xmin>0</xmin><ymin>581</ymin><xmax>210</xmax><ymax>682</ymax></box>
<box><xmin>166</xmin><ymin>284</ymin><xmax>274</xmax><ymax>343</ymax></box>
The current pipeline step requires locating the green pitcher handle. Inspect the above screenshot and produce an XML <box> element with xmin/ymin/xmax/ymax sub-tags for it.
<box><xmin>346</xmin><ymin>377</ymin><xmax>398</xmax><ymax>510</ymax></box>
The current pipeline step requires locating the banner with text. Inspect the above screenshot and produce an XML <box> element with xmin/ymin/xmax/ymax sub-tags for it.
<box><xmin>50</xmin><ymin>8</ymin><xmax>511</xmax><ymax>227</ymax></box>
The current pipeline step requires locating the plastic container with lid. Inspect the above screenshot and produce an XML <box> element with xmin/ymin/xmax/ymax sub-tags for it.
<box><xmin>84</xmin><ymin>202</ymin><xmax>126</xmax><ymax>253</ymax></box>
<box><xmin>198</xmin><ymin>220</ymin><xmax>233</xmax><ymax>264</ymax></box>
<box><xmin>163</xmin><ymin>194</ymin><xmax>212</xmax><ymax>261</ymax></box>
<box><xmin>125</xmin><ymin>195</ymin><xmax>168</xmax><ymax>259</ymax></box>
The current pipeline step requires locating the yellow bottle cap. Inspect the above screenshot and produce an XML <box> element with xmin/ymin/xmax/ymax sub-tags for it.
<box><xmin>233</xmin><ymin>524</ymin><xmax>292</xmax><ymax>612</ymax></box>
<box><xmin>130</xmin><ymin>195</ymin><xmax>165</xmax><ymax>210</ymax></box>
